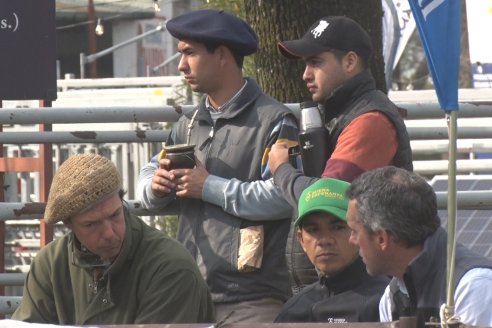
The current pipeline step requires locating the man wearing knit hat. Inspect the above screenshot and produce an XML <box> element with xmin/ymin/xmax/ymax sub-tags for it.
<box><xmin>268</xmin><ymin>16</ymin><xmax>413</xmax><ymax>291</ymax></box>
<box><xmin>12</xmin><ymin>154</ymin><xmax>214</xmax><ymax>325</ymax></box>
<box><xmin>275</xmin><ymin>178</ymin><xmax>388</xmax><ymax>323</ymax></box>
<box><xmin>138</xmin><ymin>9</ymin><xmax>298</xmax><ymax>323</ymax></box>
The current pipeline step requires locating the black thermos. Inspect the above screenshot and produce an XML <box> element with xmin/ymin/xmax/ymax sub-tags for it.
<box><xmin>298</xmin><ymin>101</ymin><xmax>328</xmax><ymax>177</ymax></box>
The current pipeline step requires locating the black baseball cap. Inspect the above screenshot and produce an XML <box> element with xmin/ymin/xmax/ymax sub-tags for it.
<box><xmin>278</xmin><ymin>16</ymin><xmax>372</xmax><ymax>60</ymax></box>
<box><xmin>166</xmin><ymin>9</ymin><xmax>258</xmax><ymax>56</ymax></box>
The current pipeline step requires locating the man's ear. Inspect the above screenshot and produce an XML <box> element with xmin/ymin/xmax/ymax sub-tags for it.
<box><xmin>216</xmin><ymin>45</ymin><xmax>230</xmax><ymax>65</ymax></box>
<box><xmin>344</xmin><ymin>51</ymin><xmax>360</xmax><ymax>73</ymax></box>
<box><xmin>377</xmin><ymin>229</ymin><xmax>391</xmax><ymax>251</ymax></box>
<box><xmin>296</xmin><ymin>228</ymin><xmax>307</xmax><ymax>253</ymax></box>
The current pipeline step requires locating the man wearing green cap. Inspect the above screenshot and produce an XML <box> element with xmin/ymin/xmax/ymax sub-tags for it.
<box><xmin>275</xmin><ymin>178</ymin><xmax>388</xmax><ymax>323</ymax></box>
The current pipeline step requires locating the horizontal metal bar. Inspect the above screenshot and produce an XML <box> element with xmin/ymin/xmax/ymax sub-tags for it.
<box><xmin>0</xmin><ymin>203</ymin><xmax>46</xmax><ymax>221</ymax></box>
<box><xmin>2</xmin><ymin>102</ymin><xmax>492</xmax><ymax>126</ymax></box>
<box><xmin>57</xmin><ymin>76</ymin><xmax>183</xmax><ymax>89</ymax></box>
<box><xmin>125</xmin><ymin>200</ymin><xmax>178</xmax><ymax>216</ymax></box>
<box><xmin>435</xmin><ymin>191</ymin><xmax>492</xmax><ymax>210</ymax></box>
<box><xmin>3</xmin><ymin>190</ymin><xmax>492</xmax><ymax>223</ymax></box>
<box><xmin>411</xmin><ymin>139</ymin><xmax>492</xmax><ymax>155</ymax></box>
<box><xmin>397</xmin><ymin>101</ymin><xmax>492</xmax><ymax>119</ymax></box>
<box><xmin>413</xmin><ymin>159</ymin><xmax>492</xmax><ymax>175</ymax></box>
<box><xmin>62</xmin><ymin>75</ymin><xmax>182</xmax><ymax>85</ymax></box>
<box><xmin>0</xmin><ymin>296</ymin><xmax>23</xmax><ymax>314</ymax></box>
<box><xmin>406</xmin><ymin>126</ymin><xmax>492</xmax><ymax>140</ymax></box>
<box><xmin>0</xmin><ymin>273</ymin><xmax>26</xmax><ymax>286</ymax></box>
<box><xmin>0</xmin><ymin>106</ymin><xmax>191</xmax><ymax>125</ymax></box>
<box><xmin>0</xmin><ymin>201</ymin><xmax>178</xmax><ymax>221</ymax></box>
<box><xmin>0</xmin><ymin>130</ymin><xmax>170</xmax><ymax>144</ymax></box>
<box><xmin>2</xmin><ymin>126</ymin><xmax>492</xmax><ymax>145</ymax></box>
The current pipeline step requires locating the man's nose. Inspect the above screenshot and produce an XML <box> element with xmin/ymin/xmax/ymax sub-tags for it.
<box><xmin>317</xmin><ymin>233</ymin><xmax>335</xmax><ymax>246</ymax></box>
<box><xmin>101</xmin><ymin>220</ymin><xmax>116</xmax><ymax>240</ymax></box>
<box><xmin>177</xmin><ymin>55</ymin><xmax>187</xmax><ymax>72</ymax></box>
<box><xmin>302</xmin><ymin>66</ymin><xmax>312</xmax><ymax>82</ymax></box>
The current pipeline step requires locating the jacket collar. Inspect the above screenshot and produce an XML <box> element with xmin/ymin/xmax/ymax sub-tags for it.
<box><xmin>390</xmin><ymin>227</ymin><xmax>445</xmax><ymax>307</ymax></box>
<box><xmin>404</xmin><ymin>227</ymin><xmax>445</xmax><ymax>282</ymax></box>
<box><xmin>323</xmin><ymin>69</ymin><xmax>376</xmax><ymax>122</ymax></box>
<box><xmin>187</xmin><ymin>77</ymin><xmax>262</xmax><ymax>124</ymax></box>
<box><xmin>319</xmin><ymin>256</ymin><xmax>370</xmax><ymax>293</ymax></box>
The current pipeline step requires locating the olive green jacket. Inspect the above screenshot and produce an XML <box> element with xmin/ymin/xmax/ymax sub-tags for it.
<box><xmin>12</xmin><ymin>211</ymin><xmax>215</xmax><ymax>325</ymax></box>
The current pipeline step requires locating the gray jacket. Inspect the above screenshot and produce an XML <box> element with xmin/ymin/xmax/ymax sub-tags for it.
<box><xmin>138</xmin><ymin>78</ymin><xmax>297</xmax><ymax>303</ymax></box>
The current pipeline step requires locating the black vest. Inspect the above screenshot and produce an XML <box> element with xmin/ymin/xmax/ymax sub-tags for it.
<box><xmin>324</xmin><ymin>70</ymin><xmax>413</xmax><ymax>171</ymax></box>
<box><xmin>325</xmin><ymin>91</ymin><xmax>413</xmax><ymax>171</ymax></box>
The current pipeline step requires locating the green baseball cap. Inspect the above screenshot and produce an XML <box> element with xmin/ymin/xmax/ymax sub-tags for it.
<box><xmin>295</xmin><ymin>178</ymin><xmax>350</xmax><ymax>226</ymax></box>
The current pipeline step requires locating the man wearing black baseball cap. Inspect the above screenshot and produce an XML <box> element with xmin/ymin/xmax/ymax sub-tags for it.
<box><xmin>268</xmin><ymin>16</ymin><xmax>413</xmax><ymax>291</ymax></box>
<box><xmin>137</xmin><ymin>9</ymin><xmax>299</xmax><ymax>324</ymax></box>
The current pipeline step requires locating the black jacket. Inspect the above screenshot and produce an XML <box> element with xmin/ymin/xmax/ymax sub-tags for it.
<box><xmin>275</xmin><ymin>257</ymin><xmax>389</xmax><ymax>323</ymax></box>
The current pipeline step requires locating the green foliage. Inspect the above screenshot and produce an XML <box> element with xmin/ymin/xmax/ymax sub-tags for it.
<box><xmin>197</xmin><ymin>0</ymin><xmax>256</xmax><ymax>78</ymax></box>
<box><xmin>199</xmin><ymin>0</ymin><xmax>245</xmax><ymax>18</ymax></box>
<box><xmin>171</xmin><ymin>79</ymin><xmax>195</xmax><ymax>106</ymax></box>
<box><xmin>154</xmin><ymin>215</ymin><xmax>179</xmax><ymax>238</ymax></box>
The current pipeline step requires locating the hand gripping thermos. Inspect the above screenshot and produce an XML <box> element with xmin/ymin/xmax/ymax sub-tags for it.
<box><xmin>298</xmin><ymin>101</ymin><xmax>328</xmax><ymax>177</ymax></box>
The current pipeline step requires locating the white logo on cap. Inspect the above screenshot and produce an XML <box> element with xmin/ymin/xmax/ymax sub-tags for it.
<box><xmin>311</xmin><ymin>20</ymin><xmax>329</xmax><ymax>38</ymax></box>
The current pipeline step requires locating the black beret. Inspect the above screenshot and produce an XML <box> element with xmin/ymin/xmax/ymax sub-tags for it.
<box><xmin>278</xmin><ymin>16</ymin><xmax>373</xmax><ymax>60</ymax></box>
<box><xmin>166</xmin><ymin>9</ymin><xmax>258</xmax><ymax>56</ymax></box>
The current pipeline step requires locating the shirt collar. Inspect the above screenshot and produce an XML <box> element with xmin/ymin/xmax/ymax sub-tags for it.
<box><xmin>206</xmin><ymin>79</ymin><xmax>248</xmax><ymax>113</ymax></box>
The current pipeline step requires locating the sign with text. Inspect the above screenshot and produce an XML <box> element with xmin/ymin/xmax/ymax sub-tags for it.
<box><xmin>0</xmin><ymin>0</ymin><xmax>57</xmax><ymax>100</ymax></box>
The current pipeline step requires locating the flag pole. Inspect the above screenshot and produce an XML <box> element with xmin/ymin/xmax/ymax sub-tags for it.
<box><xmin>443</xmin><ymin>110</ymin><xmax>459</xmax><ymax>327</ymax></box>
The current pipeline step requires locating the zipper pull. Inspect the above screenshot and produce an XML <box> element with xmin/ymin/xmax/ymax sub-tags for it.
<box><xmin>199</xmin><ymin>126</ymin><xmax>214</xmax><ymax>151</ymax></box>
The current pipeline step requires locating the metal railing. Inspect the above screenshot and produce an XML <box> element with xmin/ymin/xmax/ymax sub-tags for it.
<box><xmin>2</xmin><ymin>85</ymin><xmax>492</xmax><ymax>315</ymax></box>
<box><xmin>0</xmin><ymin>273</ymin><xmax>24</xmax><ymax>314</ymax></box>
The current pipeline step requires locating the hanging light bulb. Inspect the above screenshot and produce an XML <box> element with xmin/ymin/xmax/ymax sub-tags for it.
<box><xmin>153</xmin><ymin>0</ymin><xmax>161</xmax><ymax>12</ymax></box>
<box><xmin>95</xmin><ymin>18</ymin><xmax>104</xmax><ymax>36</ymax></box>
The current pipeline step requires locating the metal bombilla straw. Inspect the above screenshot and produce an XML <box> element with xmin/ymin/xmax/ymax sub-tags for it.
<box><xmin>186</xmin><ymin>108</ymin><xmax>199</xmax><ymax>145</ymax></box>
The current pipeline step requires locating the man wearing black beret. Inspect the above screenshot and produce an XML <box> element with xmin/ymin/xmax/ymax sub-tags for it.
<box><xmin>137</xmin><ymin>9</ymin><xmax>299</xmax><ymax>323</ymax></box>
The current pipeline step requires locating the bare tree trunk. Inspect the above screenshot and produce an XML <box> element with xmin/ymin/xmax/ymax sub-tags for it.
<box><xmin>244</xmin><ymin>0</ymin><xmax>385</xmax><ymax>103</ymax></box>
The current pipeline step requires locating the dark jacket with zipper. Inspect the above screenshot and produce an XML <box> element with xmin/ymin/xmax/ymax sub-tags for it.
<box><xmin>275</xmin><ymin>257</ymin><xmax>389</xmax><ymax>323</ymax></box>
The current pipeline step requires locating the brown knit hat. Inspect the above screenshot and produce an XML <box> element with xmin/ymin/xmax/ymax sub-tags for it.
<box><xmin>44</xmin><ymin>154</ymin><xmax>122</xmax><ymax>224</ymax></box>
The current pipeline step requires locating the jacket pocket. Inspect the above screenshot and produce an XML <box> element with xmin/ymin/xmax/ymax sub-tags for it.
<box><xmin>237</xmin><ymin>225</ymin><xmax>264</xmax><ymax>272</ymax></box>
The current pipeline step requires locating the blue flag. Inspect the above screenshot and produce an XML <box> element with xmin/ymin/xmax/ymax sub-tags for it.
<box><xmin>409</xmin><ymin>0</ymin><xmax>460</xmax><ymax>112</ymax></box>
